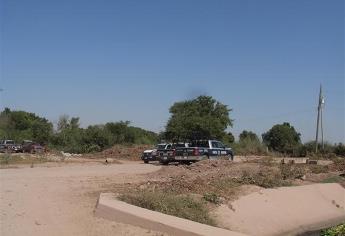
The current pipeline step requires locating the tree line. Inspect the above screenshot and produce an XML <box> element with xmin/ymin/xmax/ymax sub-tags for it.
<box><xmin>0</xmin><ymin>96</ymin><xmax>344</xmax><ymax>157</ymax></box>
<box><xmin>0</xmin><ymin>108</ymin><xmax>158</xmax><ymax>153</ymax></box>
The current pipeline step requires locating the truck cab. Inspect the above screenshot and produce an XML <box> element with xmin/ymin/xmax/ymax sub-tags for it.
<box><xmin>0</xmin><ymin>140</ymin><xmax>22</xmax><ymax>153</ymax></box>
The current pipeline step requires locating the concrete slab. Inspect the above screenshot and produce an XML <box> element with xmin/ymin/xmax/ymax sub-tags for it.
<box><xmin>95</xmin><ymin>193</ymin><xmax>247</xmax><ymax>236</ymax></box>
<box><xmin>214</xmin><ymin>183</ymin><xmax>345</xmax><ymax>236</ymax></box>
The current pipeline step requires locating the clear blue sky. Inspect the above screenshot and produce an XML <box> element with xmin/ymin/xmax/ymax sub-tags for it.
<box><xmin>1</xmin><ymin>0</ymin><xmax>344</xmax><ymax>143</ymax></box>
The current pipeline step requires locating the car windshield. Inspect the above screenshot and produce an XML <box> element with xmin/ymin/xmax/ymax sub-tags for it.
<box><xmin>6</xmin><ymin>140</ymin><xmax>15</xmax><ymax>145</ymax></box>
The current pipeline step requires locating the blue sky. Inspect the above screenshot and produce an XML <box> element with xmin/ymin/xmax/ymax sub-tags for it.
<box><xmin>1</xmin><ymin>0</ymin><xmax>344</xmax><ymax>143</ymax></box>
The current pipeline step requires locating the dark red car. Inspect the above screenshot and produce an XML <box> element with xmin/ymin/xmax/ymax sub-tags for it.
<box><xmin>22</xmin><ymin>140</ymin><xmax>44</xmax><ymax>154</ymax></box>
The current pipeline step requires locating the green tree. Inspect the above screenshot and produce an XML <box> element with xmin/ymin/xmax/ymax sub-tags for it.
<box><xmin>31</xmin><ymin>119</ymin><xmax>53</xmax><ymax>144</ymax></box>
<box><xmin>54</xmin><ymin>115</ymin><xmax>81</xmax><ymax>147</ymax></box>
<box><xmin>262</xmin><ymin>122</ymin><xmax>301</xmax><ymax>154</ymax></box>
<box><xmin>165</xmin><ymin>96</ymin><xmax>233</xmax><ymax>141</ymax></box>
<box><xmin>239</xmin><ymin>130</ymin><xmax>259</xmax><ymax>142</ymax></box>
<box><xmin>57</xmin><ymin>115</ymin><xmax>70</xmax><ymax>131</ymax></box>
<box><xmin>105</xmin><ymin>121</ymin><xmax>130</xmax><ymax>143</ymax></box>
<box><xmin>70</xmin><ymin>117</ymin><xmax>80</xmax><ymax>130</ymax></box>
<box><xmin>0</xmin><ymin>108</ymin><xmax>53</xmax><ymax>143</ymax></box>
<box><xmin>224</xmin><ymin>132</ymin><xmax>235</xmax><ymax>144</ymax></box>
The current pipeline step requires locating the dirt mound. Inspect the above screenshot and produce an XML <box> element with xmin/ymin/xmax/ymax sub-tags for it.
<box><xmin>85</xmin><ymin>144</ymin><xmax>152</xmax><ymax>160</ymax></box>
<box><xmin>150</xmin><ymin>160</ymin><xmax>258</xmax><ymax>180</ymax></box>
<box><xmin>328</xmin><ymin>158</ymin><xmax>345</xmax><ymax>172</ymax></box>
<box><xmin>135</xmin><ymin>161</ymin><xmax>264</xmax><ymax>201</ymax></box>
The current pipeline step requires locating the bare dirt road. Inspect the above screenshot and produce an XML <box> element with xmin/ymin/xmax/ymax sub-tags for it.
<box><xmin>0</xmin><ymin>161</ymin><xmax>164</xmax><ymax>236</ymax></box>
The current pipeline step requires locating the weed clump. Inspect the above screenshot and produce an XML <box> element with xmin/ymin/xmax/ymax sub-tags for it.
<box><xmin>203</xmin><ymin>192</ymin><xmax>222</xmax><ymax>205</ymax></box>
<box><xmin>308</xmin><ymin>164</ymin><xmax>329</xmax><ymax>174</ymax></box>
<box><xmin>239</xmin><ymin>166</ymin><xmax>288</xmax><ymax>188</ymax></box>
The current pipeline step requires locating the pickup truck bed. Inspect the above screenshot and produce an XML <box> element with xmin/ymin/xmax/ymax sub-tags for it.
<box><xmin>158</xmin><ymin>143</ymin><xmax>189</xmax><ymax>165</ymax></box>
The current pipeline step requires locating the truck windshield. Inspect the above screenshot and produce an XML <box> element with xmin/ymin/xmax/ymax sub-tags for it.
<box><xmin>191</xmin><ymin>141</ymin><xmax>209</xmax><ymax>147</ymax></box>
<box><xmin>6</xmin><ymin>140</ymin><xmax>15</xmax><ymax>145</ymax></box>
<box><xmin>156</xmin><ymin>144</ymin><xmax>166</xmax><ymax>149</ymax></box>
<box><xmin>212</xmin><ymin>141</ymin><xmax>225</xmax><ymax>148</ymax></box>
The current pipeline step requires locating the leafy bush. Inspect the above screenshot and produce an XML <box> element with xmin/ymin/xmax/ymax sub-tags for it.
<box><xmin>119</xmin><ymin>190</ymin><xmax>215</xmax><ymax>225</ymax></box>
<box><xmin>232</xmin><ymin>138</ymin><xmax>268</xmax><ymax>156</ymax></box>
<box><xmin>334</xmin><ymin>144</ymin><xmax>345</xmax><ymax>157</ymax></box>
<box><xmin>321</xmin><ymin>223</ymin><xmax>345</xmax><ymax>236</ymax></box>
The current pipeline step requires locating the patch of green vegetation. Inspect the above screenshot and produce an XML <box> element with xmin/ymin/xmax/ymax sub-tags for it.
<box><xmin>0</xmin><ymin>154</ymin><xmax>11</xmax><ymax>165</ymax></box>
<box><xmin>212</xmin><ymin>177</ymin><xmax>241</xmax><ymax>190</ymax></box>
<box><xmin>239</xmin><ymin>167</ymin><xmax>291</xmax><ymax>188</ymax></box>
<box><xmin>308</xmin><ymin>164</ymin><xmax>329</xmax><ymax>174</ymax></box>
<box><xmin>119</xmin><ymin>190</ymin><xmax>215</xmax><ymax>226</ymax></box>
<box><xmin>321</xmin><ymin>223</ymin><xmax>345</xmax><ymax>236</ymax></box>
<box><xmin>203</xmin><ymin>192</ymin><xmax>221</xmax><ymax>205</ymax></box>
<box><xmin>279</xmin><ymin>164</ymin><xmax>306</xmax><ymax>180</ymax></box>
<box><xmin>321</xmin><ymin>176</ymin><xmax>345</xmax><ymax>184</ymax></box>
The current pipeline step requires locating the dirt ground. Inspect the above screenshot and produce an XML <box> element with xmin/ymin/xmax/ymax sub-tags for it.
<box><xmin>1</xmin><ymin>154</ymin><xmax>344</xmax><ymax>236</ymax></box>
<box><xmin>0</xmin><ymin>161</ymin><xmax>166</xmax><ymax>236</ymax></box>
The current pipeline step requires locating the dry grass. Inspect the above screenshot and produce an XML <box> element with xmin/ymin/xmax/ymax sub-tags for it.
<box><xmin>118</xmin><ymin>190</ymin><xmax>216</xmax><ymax>226</ymax></box>
<box><xmin>0</xmin><ymin>154</ymin><xmax>49</xmax><ymax>167</ymax></box>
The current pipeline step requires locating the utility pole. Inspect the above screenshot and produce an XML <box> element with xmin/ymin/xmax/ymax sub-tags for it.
<box><xmin>315</xmin><ymin>84</ymin><xmax>325</xmax><ymax>153</ymax></box>
<box><xmin>0</xmin><ymin>88</ymin><xmax>3</xmax><ymax>112</ymax></box>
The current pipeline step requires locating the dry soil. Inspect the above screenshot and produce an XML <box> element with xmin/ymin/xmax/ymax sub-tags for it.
<box><xmin>0</xmin><ymin>161</ymin><xmax>166</xmax><ymax>236</ymax></box>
